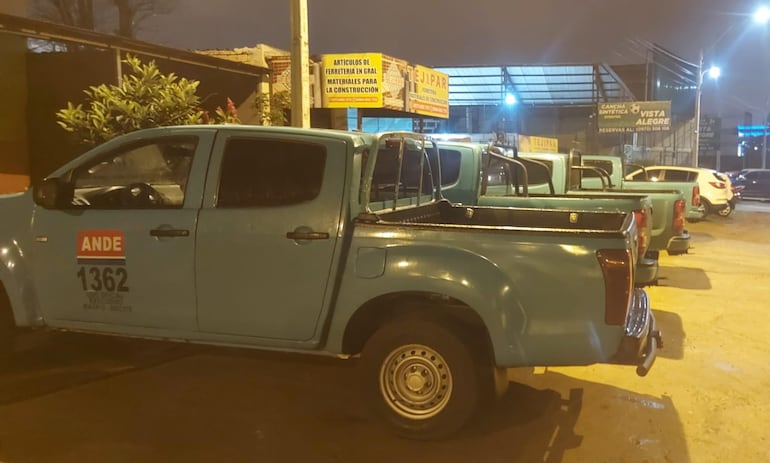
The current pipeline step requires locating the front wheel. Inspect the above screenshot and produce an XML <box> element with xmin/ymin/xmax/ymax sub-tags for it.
<box><xmin>361</xmin><ymin>318</ymin><xmax>481</xmax><ymax>440</ymax></box>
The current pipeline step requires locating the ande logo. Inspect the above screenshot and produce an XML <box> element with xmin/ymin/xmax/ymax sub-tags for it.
<box><xmin>76</xmin><ymin>230</ymin><xmax>126</xmax><ymax>265</ymax></box>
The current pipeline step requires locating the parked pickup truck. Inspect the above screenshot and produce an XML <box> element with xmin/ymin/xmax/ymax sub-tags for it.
<box><xmin>0</xmin><ymin>126</ymin><xmax>660</xmax><ymax>439</ymax></box>
<box><xmin>514</xmin><ymin>151</ymin><xmax>695</xmax><ymax>256</ymax></box>
<box><xmin>431</xmin><ymin>141</ymin><xmax>657</xmax><ymax>286</ymax></box>
<box><xmin>580</xmin><ymin>154</ymin><xmax>706</xmax><ymax>223</ymax></box>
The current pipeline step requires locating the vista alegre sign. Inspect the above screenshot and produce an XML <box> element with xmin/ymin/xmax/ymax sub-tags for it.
<box><xmin>597</xmin><ymin>101</ymin><xmax>672</xmax><ymax>133</ymax></box>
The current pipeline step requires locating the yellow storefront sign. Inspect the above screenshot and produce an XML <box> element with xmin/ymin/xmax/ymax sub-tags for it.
<box><xmin>519</xmin><ymin>135</ymin><xmax>559</xmax><ymax>153</ymax></box>
<box><xmin>408</xmin><ymin>65</ymin><xmax>449</xmax><ymax>119</ymax></box>
<box><xmin>322</xmin><ymin>53</ymin><xmax>383</xmax><ymax>108</ymax></box>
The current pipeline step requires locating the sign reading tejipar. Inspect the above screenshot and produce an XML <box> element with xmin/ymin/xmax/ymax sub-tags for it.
<box><xmin>408</xmin><ymin>65</ymin><xmax>449</xmax><ymax>119</ymax></box>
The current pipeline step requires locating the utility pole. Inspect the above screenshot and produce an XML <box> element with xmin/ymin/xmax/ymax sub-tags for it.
<box><xmin>290</xmin><ymin>0</ymin><xmax>311</xmax><ymax>128</ymax></box>
<box><xmin>692</xmin><ymin>48</ymin><xmax>704</xmax><ymax>168</ymax></box>
<box><xmin>763</xmin><ymin>111</ymin><xmax>768</xmax><ymax>169</ymax></box>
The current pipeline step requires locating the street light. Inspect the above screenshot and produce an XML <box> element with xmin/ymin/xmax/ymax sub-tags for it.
<box><xmin>693</xmin><ymin>5</ymin><xmax>769</xmax><ymax>168</ymax></box>
<box><xmin>755</xmin><ymin>6</ymin><xmax>770</xmax><ymax>24</ymax></box>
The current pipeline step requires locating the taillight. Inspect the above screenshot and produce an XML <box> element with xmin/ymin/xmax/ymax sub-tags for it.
<box><xmin>632</xmin><ymin>209</ymin><xmax>650</xmax><ymax>256</ymax></box>
<box><xmin>673</xmin><ymin>199</ymin><xmax>685</xmax><ymax>233</ymax></box>
<box><xmin>692</xmin><ymin>185</ymin><xmax>701</xmax><ymax>206</ymax></box>
<box><xmin>709</xmin><ymin>181</ymin><xmax>726</xmax><ymax>189</ymax></box>
<box><xmin>597</xmin><ymin>249</ymin><xmax>633</xmax><ymax>325</ymax></box>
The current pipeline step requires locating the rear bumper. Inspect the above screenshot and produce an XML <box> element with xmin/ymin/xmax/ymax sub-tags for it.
<box><xmin>666</xmin><ymin>229</ymin><xmax>691</xmax><ymax>255</ymax></box>
<box><xmin>612</xmin><ymin>289</ymin><xmax>662</xmax><ymax>376</ymax></box>
<box><xmin>686</xmin><ymin>206</ymin><xmax>706</xmax><ymax>221</ymax></box>
<box><xmin>634</xmin><ymin>254</ymin><xmax>659</xmax><ymax>287</ymax></box>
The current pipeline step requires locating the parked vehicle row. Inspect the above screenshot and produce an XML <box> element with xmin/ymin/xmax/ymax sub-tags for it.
<box><xmin>625</xmin><ymin>166</ymin><xmax>736</xmax><ymax>217</ymax></box>
<box><xmin>0</xmin><ymin>127</ymin><xmax>660</xmax><ymax>440</ymax></box>
<box><xmin>727</xmin><ymin>168</ymin><xmax>770</xmax><ymax>201</ymax></box>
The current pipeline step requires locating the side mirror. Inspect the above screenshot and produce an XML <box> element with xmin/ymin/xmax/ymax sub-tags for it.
<box><xmin>33</xmin><ymin>178</ymin><xmax>74</xmax><ymax>209</ymax></box>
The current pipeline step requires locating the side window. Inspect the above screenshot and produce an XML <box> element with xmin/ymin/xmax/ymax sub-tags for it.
<box><xmin>643</xmin><ymin>169</ymin><xmax>663</xmax><ymax>181</ymax></box>
<box><xmin>662</xmin><ymin>170</ymin><xmax>691</xmax><ymax>181</ymax></box>
<box><xmin>71</xmin><ymin>137</ymin><xmax>197</xmax><ymax>209</ymax></box>
<box><xmin>217</xmin><ymin>138</ymin><xmax>326</xmax><ymax>208</ymax></box>
<box><xmin>744</xmin><ymin>172</ymin><xmax>758</xmax><ymax>180</ymax></box>
<box><xmin>758</xmin><ymin>171</ymin><xmax>770</xmax><ymax>181</ymax></box>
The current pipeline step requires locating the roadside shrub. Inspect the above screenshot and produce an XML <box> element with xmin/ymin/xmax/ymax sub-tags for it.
<box><xmin>57</xmin><ymin>54</ymin><xmax>239</xmax><ymax>145</ymax></box>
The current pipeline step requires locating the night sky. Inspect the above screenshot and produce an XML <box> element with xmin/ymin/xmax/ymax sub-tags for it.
<box><xmin>139</xmin><ymin>0</ymin><xmax>770</xmax><ymax>120</ymax></box>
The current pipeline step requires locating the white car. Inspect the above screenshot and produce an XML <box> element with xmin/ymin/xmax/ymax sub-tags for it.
<box><xmin>626</xmin><ymin>166</ymin><xmax>735</xmax><ymax>217</ymax></box>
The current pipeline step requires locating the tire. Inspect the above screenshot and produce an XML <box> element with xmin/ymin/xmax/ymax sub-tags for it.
<box><xmin>716</xmin><ymin>201</ymin><xmax>733</xmax><ymax>217</ymax></box>
<box><xmin>0</xmin><ymin>296</ymin><xmax>14</xmax><ymax>368</ymax></box>
<box><xmin>699</xmin><ymin>197</ymin><xmax>712</xmax><ymax>216</ymax></box>
<box><xmin>361</xmin><ymin>317</ymin><xmax>482</xmax><ymax>440</ymax></box>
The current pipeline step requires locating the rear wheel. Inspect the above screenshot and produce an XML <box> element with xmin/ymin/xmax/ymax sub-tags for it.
<box><xmin>716</xmin><ymin>201</ymin><xmax>733</xmax><ymax>217</ymax></box>
<box><xmin>0</xmin><ymin>292</ymin><xmax>14</xmax><ymax>368</ymax></box>
<box><xmin>699</xmin><ymin>197</ymin><xmax>713</xmax><ymax>216</ymax></box>
<box><xmin>362</xmin><ymin>317</ymin><xmax>482</xmax><ymax>440</ymax></box>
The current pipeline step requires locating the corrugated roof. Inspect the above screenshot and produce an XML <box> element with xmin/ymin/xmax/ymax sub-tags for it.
<box><xmin>435</xmin><ymin>64</ymin><xmax>635</xmax><ymax>107</ymax></box>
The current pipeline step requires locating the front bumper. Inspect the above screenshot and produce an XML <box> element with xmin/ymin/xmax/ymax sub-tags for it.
<box><xmin>612</xmin><ymin>289</ymin><xmax>662</xmax><ymax>376</ymax></box>
<box><xmin>666</xmin><ymin>229</ymin><xmax>691</xmax><ymax>255</ymax></box>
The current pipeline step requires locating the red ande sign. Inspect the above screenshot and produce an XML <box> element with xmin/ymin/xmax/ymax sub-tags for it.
<box><xmin>76</xmin><ymin>230</ymin><xmax>126</xmax><ymax>264</ymax></box>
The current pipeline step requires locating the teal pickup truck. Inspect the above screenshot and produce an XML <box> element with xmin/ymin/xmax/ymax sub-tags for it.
<box><xmin>513</xmin><ymin>150</ymin><xmax>696</xmax><ymax>256</ymax></box>
<box><xmin>0</xmin><ymin>126</ymin><xmax>660</xmax><ymax>439</ymax></box>
<box><xmin>431</xmin><ymin>141</ymin><xmax>657</xmax><ymax>286</ymax></box>
<box><xmin>580</xmin><ymin>153</ymin><xmax>706</xmax><ymax>223</ymax></box>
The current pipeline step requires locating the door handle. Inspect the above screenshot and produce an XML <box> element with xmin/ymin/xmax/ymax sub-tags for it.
<box><xmin>285</xmin><ymin>231</ymin><xmax>329</xmax><ymax>240</ymax></box>
<box><xmin>150</xmin><ymin>228</ymin><xmax>190</xmax><ymax>237</ymax></box>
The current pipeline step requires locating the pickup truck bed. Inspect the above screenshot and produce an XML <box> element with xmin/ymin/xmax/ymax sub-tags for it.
<box><xmin>374</xmin><ymin>200</ymin><xmax>631</xmax><ymax>231</ymax></box>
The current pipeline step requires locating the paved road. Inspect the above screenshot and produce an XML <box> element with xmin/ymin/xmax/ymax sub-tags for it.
<box><xmin>735</xmin><ymin>199</ymin><xmax>770</xmax><ymax>213</ymax></box>
<box><xmin>2</xmin><ymin>211</ymin><xmax>769</xmax><ymax>462</ymax></box>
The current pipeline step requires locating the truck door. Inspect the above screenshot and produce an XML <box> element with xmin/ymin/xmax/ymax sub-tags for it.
<box><xmin>29</xmin><ymin>134</ymin><xmax>207</xmax><ymax>331</ymax></box>
<box><xmin>195</xmin><ymin>132</ymin><xmax>346</xmax><ymax>342</ymax></box>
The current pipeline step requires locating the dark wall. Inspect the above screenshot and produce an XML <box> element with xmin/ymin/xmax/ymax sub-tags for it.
<box><xmin>25</xmin><ymin>48</ymin><xmax>260</xmax><ymax>182</ymax></box>
<box><xmin>26</xmin><ymin>49</ymin><xmax>117</xmax><ymax>180</ymax></box>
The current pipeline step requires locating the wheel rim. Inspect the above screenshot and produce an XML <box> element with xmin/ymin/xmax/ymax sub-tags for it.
<box><xmin>380</xmin><ymin>343</ymin><xmax>453</xmax><ymax>420</ymax></box>
<box><xmin>719</xmin><ymin>203</ymin><xmax>732</xmax><ymax>216</ymax></box>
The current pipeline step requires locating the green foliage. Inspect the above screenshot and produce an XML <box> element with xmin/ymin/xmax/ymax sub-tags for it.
<box><xmin>57</xmin><ymin>54</ymin><xmax>238</xmax><ymax>145</ymax></box>
<box><xmin>255</xmin><ymin>90</ymin><xmax>291</xmax><ymax>126</ymax></box>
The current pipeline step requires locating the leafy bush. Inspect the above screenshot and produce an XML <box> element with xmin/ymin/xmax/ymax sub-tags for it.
<box><xmin>57</xmin><ymin>54</ymin><xmax>239</xmax><ymax>145</ymax></box>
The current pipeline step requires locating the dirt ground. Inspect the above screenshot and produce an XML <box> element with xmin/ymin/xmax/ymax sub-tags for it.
<box><xmin>529</xmin><ymin>207</ymin><xmax>770</xmax><ymax>462</ymax></box>
<box><xmin>0</xmin><ymin>207</ymin><xmax>768</xmax><ymax>462</ymax></box>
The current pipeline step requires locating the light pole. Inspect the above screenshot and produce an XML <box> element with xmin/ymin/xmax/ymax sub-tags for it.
<box><xmin>290</xmin><ymin>0</ymin><xmax>310</xmax><ymax>128</ymax></box>
<box><xmin>692</xmin><ymin>50</ymin><xmax>720</xmax><ymax>168</ymax></box>
<box><xmin>694</xmin><ymin>5</ymin><xmax>769</xmax><ymax>168</ymax></box>
<box><xmin>757</xmin><ymin>7</ymin><xmax>770</xmax><ymax>168</ymax></box>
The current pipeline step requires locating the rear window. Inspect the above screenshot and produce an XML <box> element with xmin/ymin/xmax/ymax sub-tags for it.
<box><xmin>712</xmin><ymin>172</ymin><xmax>727</xmax><ymax>182</ymax></box>
<box><xmin>583</xmin><ymin>160</ymin><xmax>614</xmax><ymax>178</ymax></box>
<box><xmin>480</xmin><ymin>153</ymin><xmax>553</xmax><ymax>187</ymax></box>
<box><xmin>438</xmin><ymin>148</ymin><xmax>462</xmax><ymax>186</ymax></box>
<box><xmin>371</xmin><ymin>147</ymin><xmax>434</xmax><ymax>202</ymax></box>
